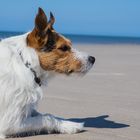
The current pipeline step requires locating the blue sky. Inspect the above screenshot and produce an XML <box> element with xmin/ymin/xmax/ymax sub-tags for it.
<box><xmin>0</xmin><ymin>0</ymin><xmax>140</xmax><ymax>37</ymax></box>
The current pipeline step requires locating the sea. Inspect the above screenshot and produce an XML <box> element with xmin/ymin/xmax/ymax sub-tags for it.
<box><xmin>0</xmin><ymin>31</ymin><xmax>140</xmax><ymax>45</ymax></box>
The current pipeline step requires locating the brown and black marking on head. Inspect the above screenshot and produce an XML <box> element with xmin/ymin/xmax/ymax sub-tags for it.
<box><xmin>27</xmin><ymin>8</ymin><xmax>95</xmax><ymax>74</ymax></box>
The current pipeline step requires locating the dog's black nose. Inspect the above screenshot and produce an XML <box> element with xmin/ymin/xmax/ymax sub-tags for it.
<box><xmin>88</xmin><ymin>56</ymin><xmax>95</xmax><ymax>64</ymax></box>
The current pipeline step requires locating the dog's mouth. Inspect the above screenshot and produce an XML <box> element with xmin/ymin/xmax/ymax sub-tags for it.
<box><xmin>66</xmin><ymin>70</ymin><xmax>74</xmax><ymax>75</ymax></box>
<box><xmin>65</xmin><ymin>58</ymin><xmax>95</xmax><ymax>76</ymax></box>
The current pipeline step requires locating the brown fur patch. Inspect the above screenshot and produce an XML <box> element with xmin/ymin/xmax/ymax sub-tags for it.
<box><xmin>27</xmin><ymin>8</ymin><xmax>82</xmax><ymax>74</ymax></box>
<box><xmin>37</xmin><ymin>49</ymin><xmax>82</xmax><ymax>74</ymax></box>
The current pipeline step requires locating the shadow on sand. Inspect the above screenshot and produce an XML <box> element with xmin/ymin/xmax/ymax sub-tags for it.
<box><xmin>10</xmin><ymin>115</ymin><xmax>130</xmax><ymax>138</ymax></box>
<box><xmin>69</xmin><ymin>115</ymin><xmax>130</xmax><ymax>128</ymax></box>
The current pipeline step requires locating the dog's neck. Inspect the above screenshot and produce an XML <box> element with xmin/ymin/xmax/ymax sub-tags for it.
<box><xmin>1</xmin><ymin>32</ymin><xmax>45</xmax><ymax>85</ymax></box>
<box><xmin>2</xmin><ymin>32</ymin><xmax>39</xmax><ymax>66</ymax></box>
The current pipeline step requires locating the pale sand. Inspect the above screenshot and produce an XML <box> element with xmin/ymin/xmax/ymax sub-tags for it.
<box><xmin>4</xmin><ymin>43</ymin><xmax>140</xmax><ymax>140</ymax></box>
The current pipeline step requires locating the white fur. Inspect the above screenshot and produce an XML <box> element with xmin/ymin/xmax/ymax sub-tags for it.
<box><xmin>72</xmin><ymin>49</ymin><xmax>93</xmax><ymax>73</ymax></box>
<box><xmin>0</xmin><ymin>33</ymin><xmax>84</xmax><ymax>138</ymax></box>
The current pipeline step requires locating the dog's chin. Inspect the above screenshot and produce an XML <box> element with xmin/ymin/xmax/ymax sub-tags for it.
<box><xmin>78</xmin><ymin>63</ymin><xmax>94</xmax><ymax>76</ymax></box>
<box><xmin>65</xmin><ymin>65</ymin><xmax>94</xmax><ymax>76</ymax></box>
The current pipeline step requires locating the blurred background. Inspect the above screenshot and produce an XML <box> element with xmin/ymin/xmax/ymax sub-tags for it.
<box><xmin>0</xmin><ymin>0</ymin><xmax>140</xmax><ymax>43</ymax></box>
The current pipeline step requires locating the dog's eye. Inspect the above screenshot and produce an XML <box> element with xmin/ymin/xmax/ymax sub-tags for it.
<box><xmin>59</xmin><ymin>45</ymin><xmax>70</xmax><ymax>52</ymax></box>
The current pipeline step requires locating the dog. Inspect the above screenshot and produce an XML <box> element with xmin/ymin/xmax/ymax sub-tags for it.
<box><xmin>0</xmin><ymin>8</ymin><xmax>95</xmax><ymax>138</ymax></box>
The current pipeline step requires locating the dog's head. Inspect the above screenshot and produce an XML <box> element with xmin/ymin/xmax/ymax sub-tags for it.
<box><xmin>27</xmin><ymin>8</ymin><xmax>95</xmax><ymax>75</ymax></box>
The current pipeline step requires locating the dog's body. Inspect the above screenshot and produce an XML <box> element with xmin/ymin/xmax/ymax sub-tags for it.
<box><xmin>0</xmin><ymin>8</ymin><xmax>95</xmax><ymax>138</ymax></box>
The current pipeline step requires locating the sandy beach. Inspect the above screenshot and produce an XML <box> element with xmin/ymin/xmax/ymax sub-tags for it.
<box><xmin>4</xmin><ymin>43</ymin><xmax>140</xmax><ymax>140</ymax></box>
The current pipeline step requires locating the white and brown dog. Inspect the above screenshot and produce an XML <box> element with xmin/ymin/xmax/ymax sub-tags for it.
<box><xmin>0</xmin><ymin>8</ymin><xmax>95</xmax><ymax>138</ymax></box>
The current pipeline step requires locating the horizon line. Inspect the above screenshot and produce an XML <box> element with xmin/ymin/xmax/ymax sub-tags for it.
<box><xmin>0</xmin><ymin>30</ymin><xmax>140</xmax><ymax>39</ymax></box>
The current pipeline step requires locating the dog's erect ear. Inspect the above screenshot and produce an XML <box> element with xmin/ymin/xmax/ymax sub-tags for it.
<box><xmin>46</xmin><ymin>12</ymin><xmax>55</xmax><ymax>30</ymax></box>
<box><xmin>35</xmin><ymin>8</ymin><xmax>48</xmax><ymax>33</ymax></box>
<box><xmin>49</xmin><ymin>12</ymin><xmax>55</xmax><ymax>26</ymax></box>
